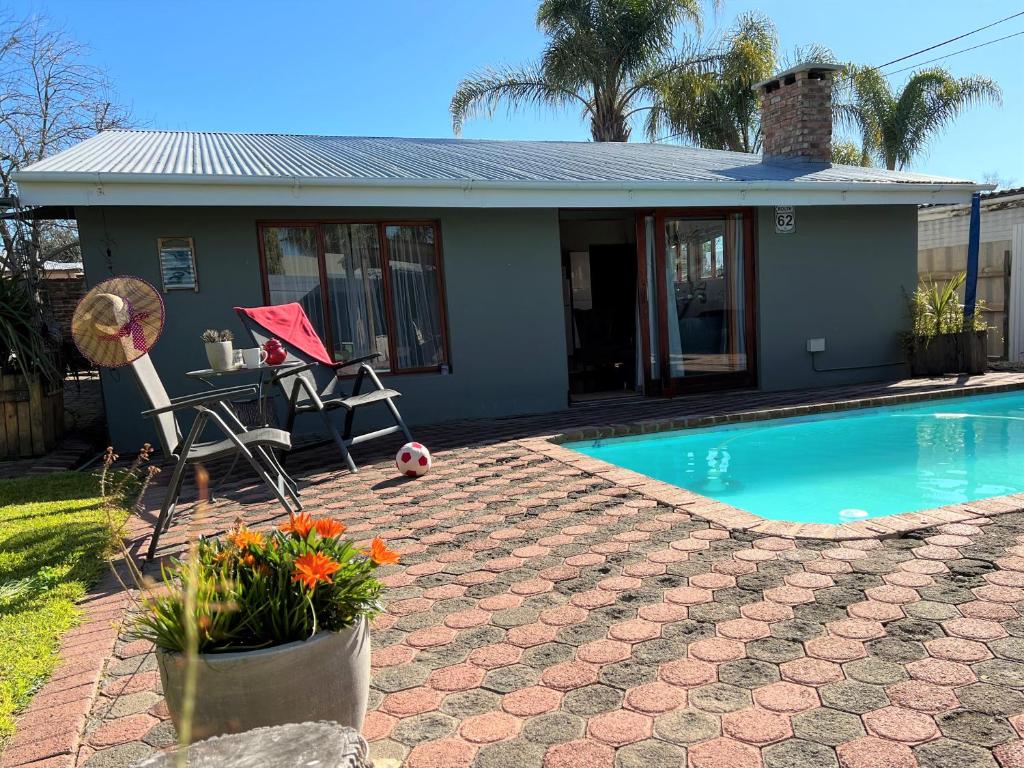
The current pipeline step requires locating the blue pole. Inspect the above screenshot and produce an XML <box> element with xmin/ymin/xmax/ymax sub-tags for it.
<box><xmin>964</xmin><ymin>191</ymin><xmax>981</xmax><ymax>319</ymax></box>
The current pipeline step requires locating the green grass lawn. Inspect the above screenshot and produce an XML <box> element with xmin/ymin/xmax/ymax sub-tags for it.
<box><xmin>0</xmin><ymin>472</ymin><xmax>126</xmax><ymax>744</ymax></box>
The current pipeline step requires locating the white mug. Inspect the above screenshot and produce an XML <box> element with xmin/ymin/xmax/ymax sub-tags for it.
<box><xmin>242</xmin><ymin>347</ymin><xmax>268</xmax><ymax>368</ymax></box>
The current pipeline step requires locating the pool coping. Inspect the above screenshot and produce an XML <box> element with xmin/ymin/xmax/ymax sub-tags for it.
<box><xmin>521</xmin><ymin>379</ymin><xmax>1024</xmax><ymax>541</ymax></box>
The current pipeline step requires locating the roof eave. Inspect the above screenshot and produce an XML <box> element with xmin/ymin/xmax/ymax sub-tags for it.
<box><xmin>13</xmin><ymin>172</ymin><xmax>990</xmax><ymax>208</ymax></box>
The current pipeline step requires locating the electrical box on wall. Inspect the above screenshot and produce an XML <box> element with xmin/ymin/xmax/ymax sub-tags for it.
<box><xmin>806</xmin><ymin>338</ymin><xmax>826</xmax><ymax>353</ymax></box>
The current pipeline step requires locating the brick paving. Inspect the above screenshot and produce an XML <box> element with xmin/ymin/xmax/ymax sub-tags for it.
<box><xmin>6</xmin><ymin>372</ymin><xmax>1024</xmax><ymax>768</ymax></box>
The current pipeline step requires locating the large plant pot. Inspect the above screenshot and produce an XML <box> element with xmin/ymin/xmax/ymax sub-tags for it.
<box><xmin>204</xmin><ymin>341</ymin><xmax>234</xmax><ymax>371</ymax></box>
<box><xmin>157</xmin><ymin>620</ymin><xmax>370</xmax><ymax>742</ymax></box>
<box><xmin>0</xmin><ymin>373</ymin><xmax>63</xmax><ymax>458</ymax></box>
<box><xmin>907</xmin><ymin>330</ymin><xmax>988</xmax><ymax>377</ymax></box>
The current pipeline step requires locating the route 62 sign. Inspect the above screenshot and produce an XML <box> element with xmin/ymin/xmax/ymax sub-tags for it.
<box><xmin>775</xmin><ymin>206</ymin><xmax>796</xmax><ymax>233</ymax></box>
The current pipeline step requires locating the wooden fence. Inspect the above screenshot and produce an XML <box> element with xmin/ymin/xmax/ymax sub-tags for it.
<box><xmin>0</xmin><ymin>374</ymin><xmax>64</xmax><ymax>458</ymax></box>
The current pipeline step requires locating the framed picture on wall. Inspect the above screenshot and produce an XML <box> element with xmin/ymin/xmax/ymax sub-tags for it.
<box><xmin>157</xmin><ymin>237</ymin><xmax>198</xmax><ymax>292</ymax></box>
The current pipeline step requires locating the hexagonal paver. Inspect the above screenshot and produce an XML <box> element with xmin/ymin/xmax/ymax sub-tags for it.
<box><xmin>520</xmin><ymin>712</ymin><xmax>585</xmax><ymax>745</ymax></box>
<box><xmin>906</xmin><ymin>658</ymin><xmax>977</xmax><ymax>687</ymax></box>
<box><xmin>613</xmin><ymin>739</ymin><xmax>687</xmax><ymax>768</ymax></box>
<box><xmin>624</xmin><ymin>681</ymin><xmax>686</xmax><ymax>714</ymax></box>
<box><xmin>764</xmin><ymin>738</ymin><xmax>839</xmax><ymax>768</ymax></box>
<box><xmin>653</xmin><ymin>708</ymin><xmax>720</xmax><ymax>744</ymax></box>
<box><xmin>689</xmin><ymin>638</ymin><xmax>746</xmax><ymax>663</ymax></box>
<box><xmin>562</xmin><ymin>684</ymin><xmax>623</xmax><ymax>717</ymax></box>
<box><xmin>660</xmin><ymin>658</ymin><xmax>717</xmax><ymax>687</ymax></box>
<box><xmin>805</xmin><ymin>636</ymin><xmax>866</xmax><ymax>663</ymax></box>
<box><xmin>718</xmin><ymin>618</ymin><xmax>771</xmax><ymax>641</ymax></box>
<box><xmin>719</xmin><ymin>659</ymin><xmax>781</xmax><ymax>689</ymax></box>
<box><xmin>780</xmin><ymin>658</ymin><xmax>844</xmax><ymax>686</ymax></box>
<box><xmin>753</xmin><ymin>681</ymin><xmax>820</xmax><ymax>713</ymax></box>
<box><xmin>863</xmin><ymin>705</ymin><xmax>940</xmax><ymax>744</ymax></box>
<box><xmin>943</xmin><ymin>617</ymin><xmax>1007</xmax><ymax>641</ymax></box>
<box><xmin>689</xmin><ymin>683</ymin><xmax>751</xmax><ymax>714</ymax></box>
<box><xmin>914</xmin><ymin>737</ymin><xmax>1004</xmax><ymax>768</ymax></box>
<box><xmin>586</xmin><ymin>709</ymin><xmax>652</xmax><ymax>747</ymax></box>
<box><xmin>501</xmin><ymin>686</ymin><xmax>562</xmax><ymax>717</ymax></box>
<box><xmin>539</xmin><ymin>661</ymin><xmax>599</xmax><ymax>692</ymax></box>
<box><xmin>885</xmin><ymin>680</ymin><xmax>958</xmax><ymax>713</ymax></box>
<box><xmin>405</xmin><ymin>738</ymin><xmax>476</xmax><ymax>768</ymax></box>
<box><xmin>722</xmin><ymin>707</ymin><xmax>793</xmax><ymax>745</ymax></box>
<box><xmin>936</xmin><ymin>709</ymin><xmax>1016</xmax><ymax>748</ymax></box>
<box><xmin>835</xmin><ymin>736</ymin><xmax>916</xmax><ymax>768</ymax></box>
<box><xmin>819</xmin><ymin>681</ymin><xmax>890</xmax><ymax>714</ymax></box>
<box><xmin>542</xmin><ymin>739</ymin><xmax>614</xmax><ymax>768</ymax></box>
<box><xmin>957</xmin><ymin>682</ymin><xmax>1024</xmax><ymax>717</ymax></box>
<box><xmin>457</xmin><ymin>711</ymin><xmax>522</xmax><ymax>745</ymax></box>
<box><xmin>792</xmin><ymin>707</ymin><xmax>866</xmax><ymax>746</ymax></box>
<box><xmin>608</xmin><ymin>619</ymin><xmax>661</xmax><ymax>643</ymax></box>
<box><xmin>577</xmin><ymin>639</ymin><xmax>631</xmax><ymax>665</ymax></box>
<box><xmin>688</xmin><ymin>736</ymin><xmax>762</xmax><ymax>768</ymax></box>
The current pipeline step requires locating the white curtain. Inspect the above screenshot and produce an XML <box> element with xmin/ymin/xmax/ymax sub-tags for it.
<box><xmin>727</xmin><ymin>214</ymin><xmax>745</xmax><ymax>361</ymax></box>
<box><xmin>664</xmin><ymin>224</ymin><xmax>685</xmax><ymax>378</ymax></box>
<box><xmin>324</xmin><ymin>224</ymin><xmax>390</xmax><ymax>368</ymax></box>
<box><xmin>386</xmin><ymin>225</ymin><xmax>444</xmax><ymax>369</ymax></box>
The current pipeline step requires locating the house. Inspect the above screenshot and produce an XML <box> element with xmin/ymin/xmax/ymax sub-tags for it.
<box><xmin>14</xmin><ymin>64</ymin><xmax>988</xmax><ymax>451</ymax></box>
<box><xmin>919</xmin><ymin>188</ymin><xmax>1024</xmax><ymax>361</ymax></box>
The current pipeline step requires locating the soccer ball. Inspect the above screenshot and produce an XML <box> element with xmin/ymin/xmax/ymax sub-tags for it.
<box><xmin>396</xmin><ymin>442</ymin><xmax>432</xmax><ymax>477</ymax></box>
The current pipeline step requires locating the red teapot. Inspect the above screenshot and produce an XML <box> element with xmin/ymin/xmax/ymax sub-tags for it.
<box><xmin>262</xmin><ymin>338</ymin><xmax>288</xmax><ymax>365</ymax></box>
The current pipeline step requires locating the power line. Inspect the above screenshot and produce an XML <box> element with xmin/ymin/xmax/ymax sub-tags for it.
<box><xmin>874</xmin><ymin>9</ymin><xmax>1024</xmax><ymax>70</ymax></box>
<box><xmin>884</xmin><ymin>29</ymin><xmax>1024</xmax><ymax>76</ymax></box>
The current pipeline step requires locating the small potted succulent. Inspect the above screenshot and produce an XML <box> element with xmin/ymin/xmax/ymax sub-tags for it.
<box><xmin>132</xmin><ymin>513</ymin><xmax>398</xmax><ymax>741</ymax></box>
<box><xmin>201</xmin><ymin>328</ymin><xmax>234</xmax><ymax>371</ymax></box>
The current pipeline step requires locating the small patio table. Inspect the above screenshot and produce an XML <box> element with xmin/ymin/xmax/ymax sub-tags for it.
<box><xmin>184</xmin><ymin>362</ymin><xmax>301</xmax><ymax>495</ymax></box>
<box><xmin>185</xmin><ymin>361</ymin><xmax>299</xmax><ymax>428</ymax></box>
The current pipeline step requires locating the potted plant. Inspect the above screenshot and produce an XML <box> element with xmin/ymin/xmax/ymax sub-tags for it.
<box><xmin>904</xmin><ymin>272</ymin><xmax>989</xmax><ymax>376</ymax></box>
<box><xmin>201</xmin><ymin>328</ymin><xmax>234</xmax><ymax>371</ymax></box>
<box><xmin>131</xmin><ymin>513</ymin><xmax>399</xmax><ymax>741</ymax></box>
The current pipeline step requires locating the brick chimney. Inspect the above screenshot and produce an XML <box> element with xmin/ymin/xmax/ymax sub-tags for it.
<box><xmin>755</xmin><ymin>62</ymin><xmax>843</xmax><ymax>164</ymax></box>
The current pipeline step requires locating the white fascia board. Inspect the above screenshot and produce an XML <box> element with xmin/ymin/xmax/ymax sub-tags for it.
<box><xmin>14</xmin><ymin>173</ymin><xmax>989</xmax><ymax>208</ymax></box>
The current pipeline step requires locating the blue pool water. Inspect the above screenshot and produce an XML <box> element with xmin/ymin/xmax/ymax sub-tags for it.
<box><xmin>566</xmin><ymin>391</ymin><xmax>1024</xmax><ymax>524</ymax></box>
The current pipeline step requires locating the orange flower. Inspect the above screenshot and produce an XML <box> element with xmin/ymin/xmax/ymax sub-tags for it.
<box><xmin>240</xmin><ymin>552</ymin><xmax>256</xmax><ymax>568</ymax></box>
<box><xmin>362</xmin><ymin>537</ymin><xmax>400</xmax><ymax>566</ymax></box>
<box><xmin>230</xmin><ymin>526</ymin><xmax>265</xmax><ymax>550</ymax></box>
<box><xmin>279</xmin><ymin>511</ymin><xmax>315</xmax><ymax>538</ymax></box>
<box><xmin>291</xmin><ymin>552</ymin><xmax>341</xmax><ymax>590</ymax></box>
<box><xmin>314</xmin><ymin>517</ymin><xmax>346</xmax><ymax>539</ymax></box>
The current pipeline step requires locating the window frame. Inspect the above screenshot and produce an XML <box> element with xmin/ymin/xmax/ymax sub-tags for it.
<box><xmin>257</xmin><ymin>219</ymin><xmax>451</xmax><ymax>375</ymax></box>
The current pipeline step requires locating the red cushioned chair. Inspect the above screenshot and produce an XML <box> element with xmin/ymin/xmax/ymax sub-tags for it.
<box><xmin>235</xmin><ymin>303</ymin><xmax>413</xmax><ymax>473</ymax></box>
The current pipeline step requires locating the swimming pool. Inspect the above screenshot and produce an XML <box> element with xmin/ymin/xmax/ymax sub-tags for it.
<box><xmin>565</xmin><ymin>390</ymin><xmax>1024</xmax><ymax>524</ymax></box>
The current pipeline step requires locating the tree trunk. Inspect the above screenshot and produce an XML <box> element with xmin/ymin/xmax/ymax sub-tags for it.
<box><xmin>590</xmin><ymin>92</ymin><xmax>630</xmax><ymax>142</ymax></box>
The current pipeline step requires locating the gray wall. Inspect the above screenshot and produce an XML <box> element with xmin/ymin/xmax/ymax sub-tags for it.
<box><xmin>756</xmin><ymin>205</ymin><xmax>918</xmax><ymax>390</ymax></box>
<box><xmin>76</xmin><ymin>206</ymin><xmax>568</xmax><ymax>451</ymax></box>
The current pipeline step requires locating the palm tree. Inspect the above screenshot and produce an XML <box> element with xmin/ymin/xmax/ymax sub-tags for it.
<box><xmin>646</xmin><ymin>12</ymin><xmax>775</xmax><ymax>152</ymax></box>
<box><xmin>646</xmin><ymin>13</ymin><xmax>835</xmax><ymax>153</ymax></box>
<box><xmin>836</xmin><ymin>66</ymin><xmax>1001</xmax><ymax>171</ymax></box>
<box><xmin>450</xmin><ymin>0</ymin><xmax>711</xmax><ymax>142</ymax></box>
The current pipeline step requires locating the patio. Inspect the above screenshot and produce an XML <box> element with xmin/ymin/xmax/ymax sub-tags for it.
<box><xmin>8</xmin><ymin>373</ymin><xmax>1024</xmax><ymax>768</ymax></box>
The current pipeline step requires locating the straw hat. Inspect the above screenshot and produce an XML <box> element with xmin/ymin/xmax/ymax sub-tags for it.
<box><xmin>72</xmin><ymin>276</ymin><xmax>165</xmax><ymax>368</ymax></box>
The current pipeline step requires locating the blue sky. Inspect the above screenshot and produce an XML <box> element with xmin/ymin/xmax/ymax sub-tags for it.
<box><xmin>10</xmin><ymin>0</ymin><xmax>1024</xmax><ymax>184</ymax></box>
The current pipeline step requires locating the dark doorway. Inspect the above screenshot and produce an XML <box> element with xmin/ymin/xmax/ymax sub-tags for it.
<box><xmin>564</xmin><ymin>242</ymin><xmax>637</xmax><ymax>396</ymax></box>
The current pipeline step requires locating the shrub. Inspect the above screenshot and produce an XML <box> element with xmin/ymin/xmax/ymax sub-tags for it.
<box><xmin>908</xmin><ymin>271</ymin><xmax>988</xmax><ymax>338</ymax></box>
<box><xmin>132</xmin><ymin>513</ymin><xmax>398</xmax><ymax>654</ymax></box>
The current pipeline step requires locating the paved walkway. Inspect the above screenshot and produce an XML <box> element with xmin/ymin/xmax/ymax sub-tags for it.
<box><xmin>6</xmin><ymin>373</ymin><xmax>1024</xmax><ymax>768</ymax></box>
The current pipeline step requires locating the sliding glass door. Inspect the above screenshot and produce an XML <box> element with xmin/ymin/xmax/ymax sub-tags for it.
<box><xmin>645</xmin><ymin>210</ymin><xmax>755</xmax><ymax>393</ymax></box>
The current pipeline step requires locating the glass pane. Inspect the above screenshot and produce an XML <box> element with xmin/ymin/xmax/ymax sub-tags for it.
<box><xmin>385</xmin><ymin>224</ymin><xmax>446</xmax><ymax>369</ymax></box>
<box><xmin>262</xmin><ymin>226</ymin><xmax>326</xmax><ymax>338</ymax></box>
<box><xmin>322</xmin><ymin>224</ymin><xmax>391</xmax><ymax>370</ymax></box>
<box><xmin>664</xmin><ymin>215</ymin><xmax>746</xmax><ymax>377</ymax></box>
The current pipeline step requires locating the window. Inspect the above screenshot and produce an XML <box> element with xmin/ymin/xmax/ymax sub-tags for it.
<box><xmin>260</xmin><ymin>221</ymin><xmax>448</xmax><ymax>373</ymax></box>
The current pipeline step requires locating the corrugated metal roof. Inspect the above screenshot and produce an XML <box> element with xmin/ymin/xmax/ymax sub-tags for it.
<box><xmin>18</xmin><ymin>130</ymin><xmax>972</xmax><ymax>186</ymax></box>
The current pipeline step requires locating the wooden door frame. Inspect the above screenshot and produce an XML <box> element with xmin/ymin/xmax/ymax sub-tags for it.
<box><xmin>637</xmin><ymin>208</ymin><xmax>758</xmax><ymax>397</ymax></box>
